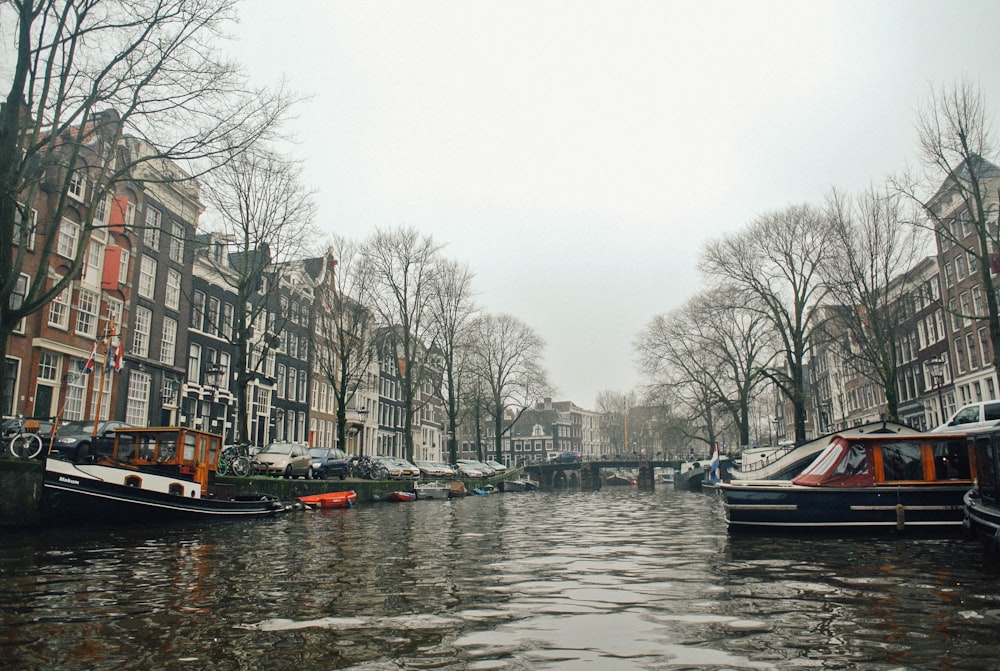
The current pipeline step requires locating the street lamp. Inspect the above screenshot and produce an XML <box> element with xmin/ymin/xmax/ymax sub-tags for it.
<box><xmin>356</xmin><ymin>406</ymin><xmax>369</xmax><ymax>456</ymax></box>
<box><xmin>927</xmin><ymin>358</ymin><xmax>946</xmax><ymax>426</ymax></box>
<box><xmin>204</xmin><ymin>364</ymin><xmax>223</xmax><ymax>434</ymax></box>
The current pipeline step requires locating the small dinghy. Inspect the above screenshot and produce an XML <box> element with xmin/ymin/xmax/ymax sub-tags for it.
<box><xmin>297</xmin><ymin>491</ymin><xmax>358</xmax><ymax>509</ymax></box>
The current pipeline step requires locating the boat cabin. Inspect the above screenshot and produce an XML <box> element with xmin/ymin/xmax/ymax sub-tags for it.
<box><xmin>791</xmin><ymin>434</ymin><xmax>971</xmax><ymax>488</ymax></box>
<box><xmin>110</xmin><ymin>427</ymin><xmax>223</xmax><ymax>494</ymax></box>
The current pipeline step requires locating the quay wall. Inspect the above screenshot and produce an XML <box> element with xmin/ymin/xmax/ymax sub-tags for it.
<box><xmin>0</xmin><ymin>460</ymin><xmax>500</xmax><ymax>529</ymax></box>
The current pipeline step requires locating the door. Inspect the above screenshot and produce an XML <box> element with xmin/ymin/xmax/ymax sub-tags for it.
<box><xmin>34</xmin><ymin>384</ymin><xmax>54</xmax><ymax>419</ymax></box>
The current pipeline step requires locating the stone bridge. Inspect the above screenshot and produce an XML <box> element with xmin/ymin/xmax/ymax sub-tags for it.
<box><xmin>523</xmin><ymin>459</ymin><xmax>678</xmax><ymax>490</ymax></box>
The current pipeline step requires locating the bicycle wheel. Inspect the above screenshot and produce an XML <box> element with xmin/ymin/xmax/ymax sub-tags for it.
<box><xmin>10</xmin><ymin>433</ymin><xmax>43</xmax><ymax>459</ymax></box>
<box><xmin>217</xmin><ymin>456</ymin><xmax>232</xmax><ymax>476</ymax></box>
<box><xmin>231</xmin><ymin>456</ymin><xmax>252</xmax><ymax>477</ymax></box>
<box><xmin>372</xmin><ymin>464</ymin><xmax>389</xmax><ymax>480</ymax></box>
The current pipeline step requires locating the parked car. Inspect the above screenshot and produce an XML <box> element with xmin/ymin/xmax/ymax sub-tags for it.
<box><xmin>554</xmin><ymin>451</ymin><xmax>583</xmax><ymax>463</ymax></box>
<box><xmin>484</xmin><ymin>459</ymin><xmax>508</xmax><ymax>473</ymax></box>
<box><xmin>931</xmin><ymin>401</ymin><xmax>1000</xmax><ymax>433</ymax></box>
<box><xmin>415</xmin><ymin>460</ymin><xmax>455</xmax><ymax>478</ymax></box>
<box><xmin>454</xmin><ymin>459</ymin><xmax>487</xmax><ymax>478</ymax></box>
<box><xmin>49</xmin><ymin>420</ymin><xmax>133</xmax><ymax>461</ymax></box>
<box><xmin>254</xmin><ymin>442</ymin><xmax>313</xmax><ymax>478</ymax></box>
<box><xmin>373</xmin><ymin>456</ymin><xmax>420</xmax><ymax>480</ymax></box>
<box><xmin>309</xmin><ymin>447</ymin><xmax>349</xmax><ymax>480</ymax></box>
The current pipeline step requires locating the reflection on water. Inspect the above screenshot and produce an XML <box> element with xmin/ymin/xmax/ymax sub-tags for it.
<box><xmin>2</xmin><ymin>488</ymin><xmax>1000</xmax><ymax>669</ymax></box>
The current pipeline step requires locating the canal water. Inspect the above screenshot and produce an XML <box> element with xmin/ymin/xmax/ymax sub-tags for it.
<box><xmin>2</xmin><ymin>486</ymin><xmax>999</xmax><ymax>670</ymax></box>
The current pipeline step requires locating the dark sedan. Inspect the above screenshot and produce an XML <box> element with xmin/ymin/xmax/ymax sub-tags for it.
<box><xmin>49</xmin><ymin>420</ymin><xmax>133</xmax><ymax>461</ymax></box>
<box><xmin>309</xmin><ymin>447</ymin><xmax>349</xmax><ymax>480</ymax></box>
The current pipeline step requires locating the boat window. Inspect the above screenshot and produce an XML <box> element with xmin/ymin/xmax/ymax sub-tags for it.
<box><xmin>124</xmin><ymin>475</ymin><xmax>141</xmax><ymax>488</ymax></box>
<box><xmin>137</xmin><ymin>433</ymin><xmax>157</xmax><ymax>460</ymax></box>
<box><xmin>800</xmin><ymin>442</ymin><xmax>845</xmax><ymax>477</ymax></box>
<box><xmin>977</xmin><ymin>438</ymin><xmax>999</xmax><ymax>504</ymax></box>
<box><xmin>932</xmin><ymin>440</ymin><xmax>970</xmax><ymax>480</ymax></box>
<box><xmin>168</xmin><ymin>483</ymin><xmax>184</xmax><ymax>496</ymax></box>
<box><xmin>116</xmin><ymin>433</ymin><xmax>136</xmax><ymax>461</ymax></box>
<box><xmin>158</xmin><ymin>434</ymin><xmax>177</xmax><ymax>461</ymax></box>
<box><xmin>881</xmin><ymin>442</ymin><xmax>924</xmax><ymax>481</ymax></box>
<box><xmin>183</xmin><ymin>433</ymin><xmax>196</xmax><ymax>461</ymax></box>
<box><xmin>833</xmin><ymin>443</ymin><xmax>868</xmax><ymax>476</ymax></box>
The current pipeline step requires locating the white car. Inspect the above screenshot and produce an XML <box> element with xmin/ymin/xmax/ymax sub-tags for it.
<box><xmin>454</xmin><ymin>460</ymin><xmax>486</xmax><ymax>478</ymax></box>
<box><xmin>931</xmin><ymin>401</ymin><xmax>1000</xmax><ymax>433</ymax></box>
<box><xmin>484</xmin><ymin>459</ymin><xmax>508</xmax><ymax>473</ymax></box>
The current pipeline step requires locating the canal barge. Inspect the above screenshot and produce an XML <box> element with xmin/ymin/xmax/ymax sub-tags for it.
<box><xmin>717</xmin><ymin>432</ymin><xmax>971</xmax><ymax>533</ymax></box>
<box><xmin>962</xmin><ymin>426</ymin><xmax>1000</xmax><ymax>550</ymax></box>
<box><xmin>41</xmin><ymin>426</ymin><xmax>285</xmax><ymax>524</ymax></box>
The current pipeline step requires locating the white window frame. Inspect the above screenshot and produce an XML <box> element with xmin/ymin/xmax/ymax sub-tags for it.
<box><xmin>143</xmin><ymin>206</ymin><xmax>161</xmax><ymax>248</ymax></box>
<box><xmin>74</xmin><ymin>288</ymin><xmax>99</xmax><ymax>338</ymax></box>
<box><xmin>125</xmin><ymin>371</ymin><xmax>151</xmax><ymax>426</ymax></box>
<box><xmin>160</xmin><ymin>317</ymin><xmax>177</xmax><ymax>365</ymax></box>
<box><xmin>118</xmin><ymin>249</ymin><xmax>131</xmax><ymax>285</ymax></box>
<box><xmin>138</xmin><ymin>255</ymin><xmax>156</xmax><ymax>299</ymax></box>
<box><xmin>169</xmin><ymin>222</ymin><xmax>184</xmax><ymax>262</ymax></box>
<box><xmin>57</xmin><ymin>219</ymin><xmax>80</xmax><ymax>259</ymax></box>
<box><xmin>68</xmin><ymin>171</ymin><xmax>86</xmax><ymax>202</ymax></box>
<box><xmin>165</xmin><ymin>269</ymin><xmax>181</xmax><ymax>310</ymax></box>
<box><xmin>132</xmin><ymin>306</ymin><xmax>151</xmax><ymax>357</ymax></box>
<box><xmin>48</xmin><ymin>284</ymin><xmax>72</xmax><ymax>329</ymax></box>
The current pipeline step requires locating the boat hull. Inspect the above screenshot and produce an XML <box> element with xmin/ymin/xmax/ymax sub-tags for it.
<box><xmin>674</xmin><ymin>466</ymin><xmax>704</xmax><ymax>492</ymax></box>
<box><xmin>718</xmin><ymin>480</ymin><xmax>969</xmax><ymax>532</ymax></box>
<box><xmin>387</xmin><ymin>491</ymin><xmax>417</xmax><ymax>502</ymax></box>
<box><xmin>414</xmin><ymin>483</ymin><xmax>451</xmax><ymax>499</ymax></box>
<box><xmin>298</xmin><ymin>491</ymin><xmax>357</xmax><ymax>509</ymax></box>
<box><xmin>964</xmin><ymin>489</ymin><xmax>1000</xmax><ymax>547</ymax></box>
<box><xmin>41</xmin><ymin>458</ymin><xmax>284</xmax><ymax>525</ymax></box>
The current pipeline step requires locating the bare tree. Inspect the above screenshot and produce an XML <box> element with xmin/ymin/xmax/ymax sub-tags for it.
<box><xmin>360</xmin><ymin>226</ymin><xmax>442</xmax><ymax>462</ymax></box>
<box><xmin>823</xmin><ymin>185</ymin><xmax>928</xmax><ymax>422</ymax></box>
<box><xmin>200</xmin><ymin>147</ymin><xmax>317</xmax><ymax>444</ymax></box>
<box><xmin>701</xmin><ymin>204</ymin><xmax>835</xmax><ymax>443</ymax></box>
<box><xmin>314</xmin><ymin>235</ymin><xmax>377</xmax><ymax>454</ymax></box>
<box><xmin>0</xmin><ymin>0</ymin><xmax>292</xmax><ymax>415</ymax></box>
<box><xmin>594</xmin><ymin>389</ymin><xmax>629</xmax><ymax>453</ymax></box>
<box><xmin>896</xmin><ymin>80</ymin><xmax>1000</xmax><ymax>383</ymax></box>
<box><xmin>469</xmin><ymin>313</ymin><xmax>551</xmax><ymax>461</ymax></box>
<box><xmin>430</xmin><ymin>259</ymin><xmax>477</xmax><ymax>464</ymax></box>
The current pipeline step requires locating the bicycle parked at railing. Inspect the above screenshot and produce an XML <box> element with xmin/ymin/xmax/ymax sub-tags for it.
<box><xmin>349</xmin><ymin>454</ymin><xmax>388</xmax><ymax>480</ymax></box>
<box><xmin>6</xmin><ymin>415</ymin><xmax>44</xmax><ymax>460</ymax></box>
<box><xmin>217</xmin><ymin>442</ymin><xmax>253</xmax><ymax>477</ymax></box>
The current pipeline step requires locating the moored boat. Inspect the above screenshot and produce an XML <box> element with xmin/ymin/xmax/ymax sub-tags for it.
<box><xmin>501</xmin><ymin>478</ymin><xmax>538</xmax><ymax>492</ymax></box>
<box><xmin>298</xmin><ymin>490</ymin><xmax>358</xmax><ymax>509</ymax></box>
<box><xmin>673</xmin><ymin>461</ymin><xmax>705</xmax><ymax>491</ymax></box>
<box><xmin>41</xmin><ymin>426</ymin><xmax>286</xmax><ymax>525</ymax></box>
<box><xmin>387</xmin><ymin>491</ymin><xmax>417</xmax><ymax>502</ymax></box>
<box><xmin>962</xmin><ymin>426</ymin><xmax>1000</xmax><ymax>549</ymax></box>
<box><xmin>414</xmin><ymin>481</ymin><xmax>451</xmax><ymax>499</ymax></box>
<box><xmin>605</xmin><ymin>473</ymin><xmax>635</xmax><ymax>486</ymax></box>
<box><xmin>718</xmin><ymin>432</ymin><xmax>971</xmax><ymax>533</ymax></box>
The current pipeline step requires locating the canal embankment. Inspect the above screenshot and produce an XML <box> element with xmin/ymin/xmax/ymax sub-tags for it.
<box><xmin>0</xmin><ymin>459</ymin><xmax>508</xmax><ymax>528</ymax></box>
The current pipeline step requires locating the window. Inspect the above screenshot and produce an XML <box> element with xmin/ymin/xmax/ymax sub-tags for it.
<box><xmin>956</xmin><ymin>254</ymin><xmax>967</xmax><ymax>280</ymax></box>
<box><xmin>106</xmin><ymin>298</ymin><xmax>123</xmax><ymax>332</ymax></box>
<box><xmin>160</xmin><ymin>317</ymin><xmax>177</xmax><ymax>365</ymax></box>
<box><xmin>93</xmin><ymin>195</ymin><xmax>108</xmax><ymax>225</ymax></box>
<box><xmin>981</xmin><ymin>327</ymin><xmax>992</xmax><ymax>365</ymax></box>
<box><xmin>933</xmin><ymin>441</ymin><xmax>970</xmax><ymax>480</ymax></box>
<box><xmin>132</xmin><ymin>307</ymin><xmax>151</xmax><ymax>357</ymax></box>
<box><xmin>63</xmin><ymin>360</ymin><xmax>87</xmax><ymax>421</ymax></box>
<box><xmin>86</xmin><ymin>239</ymin><xmax>101</xmax><ymax>279</ymax></box>
<box><xmin>48</xmin><ymin>285</ymin><xmax>72</xmax><ymax>329</ymax></box>
<box><xmin>68</xmin><ymin>171</ymin><xmax>85</xmax><ymax>201</ymax></box>
<box><xmin>298</xmin><ymin>369</ymin><xmax>306</xmax><ymax>402</ymax></box>
<box><xmin>165</xmin><ymin>269</ymin><xmax>181</xmax><ymax>310</ymax></box>
<box><xmin>169</xmin><ymin>223</ymin><xmax>184</xmax><ymax>262</ymax></box>
<box><xmin>192</xmin><ymin>291</ymin><xmax>205</xmax><ymax>331</ymax></box>
<box><xmin>143</xmin><ymin>206</ymin><xmax>161</xmax><ymax>248</ymax></box>
<box><xmin>944</xmin><ymin>262</ymin><xmax>954</xmax><ymax>287</ymax></box>
<box><xmin>276</xmin><ymin>365</ymin><xmax>286</xmax><ymax>398</ymax></box>
<box><xmin>218</xmin><ymin>352</ymin><xmax>231</xmax><ymax>391</ymax></box>
<box><xmin>968</xmin><ymin>333</ymin><xmax>980</xmax><ymax>369</ymax></box>
<box><xmin>118</xmin><ymin>248</ymin><xmax>131</xmax><ymax>284</ymax></box>
<box><xmin>125</xmin><ymin>371</ymin><xmax>151</xmax><ymax>425</ymax></box>
<box><xmin>187</xmin><ymin>343</ymin><xmax>201</xmax><ymax>383</ymax></box>
<box><xmin>222</xmin><ymin>303</ymin><xmax>234</xmax><ymax>340</ymax></box>
<box><xmin>9</xmin><ymin>274</ymin><xmax>27</xmax><ymax>333</ymax></box>
<box><xmin>206</xmin><ymin>297</ymin><xmax>220</xmax><ymax>336</ymax></box>
<box><xmin>138</xmin><ymin>255</ymin><xmax>156</xmax><ymax>299</ymax></box>
<box><xmin>14</xmin><ymin>203</ymin><xmax>36</xmax><ymax>250</ymax></box>
<box><xmin>880</xmin><ymin>442</ymin><xmax>925</xmax><ymax>481</ymax></box>
<box><xmin>58</xmin><ymin>219</ymin><xmax>80</xmax><ymax>258</ymax></box>
<box><xmin>38</xmin><ymin>351</ymin><xmax>58</xmax><ymax>382</ymax></box>
<box><xmin>75</xmin><ymin>288</ymin><xmax>99</xmax><ymax>337</ymax></box>
<box><xmin>288</xmin><ymin>368</ymin><xmax>296</xmax><ymax>401</ymax></box>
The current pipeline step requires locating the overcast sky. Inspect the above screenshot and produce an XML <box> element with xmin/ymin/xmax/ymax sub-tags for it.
<box><xmin>228</xmin><ymin>0</ymin><xmax>1000</xmax><ymax>409</ymax></box>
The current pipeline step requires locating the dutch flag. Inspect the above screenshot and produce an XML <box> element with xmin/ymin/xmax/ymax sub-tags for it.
<box><xmin>84</xmin><ymin>342</ymin><xmax>98</xmax><ymax>375</ymax></box>
<box><xmin>710</xmin><ymin>444</ymin><xmax>720</xmax><ymax>484</ymax></box>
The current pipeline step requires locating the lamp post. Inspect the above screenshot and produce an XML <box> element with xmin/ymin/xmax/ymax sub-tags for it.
<box><xmin>356</xmin><ymin>406</ymin><xmax>369</xmax><ymax>456</ymax></box>
<box><xmin>927</xmin><ymin>358</ymin><xmax>946</xmax><ymax>426</ymax></box>
<box><xmin>204</xmin><ymin>364</ymin><xmax>223</xmax><ymax>435</ymax></box>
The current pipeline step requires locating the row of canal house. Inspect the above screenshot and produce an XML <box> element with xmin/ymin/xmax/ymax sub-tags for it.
<box><xmin>779</xmin><ymin>157</ymin><xmax>1000</xmax><ymax>443</ymax></box>
<box><xmin>4</xmin><ymin>123</ymin><xmax>446</xmax><ymax>457</ymax></box>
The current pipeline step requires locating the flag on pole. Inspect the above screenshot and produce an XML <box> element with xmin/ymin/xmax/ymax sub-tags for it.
<box><xmin>710</xmin><ymin>443</ymin><xmax>720</xmax><ymax>484</ymax></box>
<box><xmin>84</xmin><ymin>342</ymin><xmax>98</xmax><ymax>374</ymax></box>
<box><xmin>113</xmin><ymin>337</ymin><xmax>124</xmax><ymax>372</ymax></box>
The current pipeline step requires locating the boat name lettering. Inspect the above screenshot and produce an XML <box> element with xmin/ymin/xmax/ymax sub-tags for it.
<box><xmin>57</xmin><ymin>476</ymin><xmax>80</xmax><ymax>485</ymax></box>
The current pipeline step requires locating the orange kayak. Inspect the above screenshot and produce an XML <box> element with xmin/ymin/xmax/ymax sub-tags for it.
<box><xmin>298</xmin><ymin>491</ymin><xmax>357</xmax><ymax>509</ymax></box>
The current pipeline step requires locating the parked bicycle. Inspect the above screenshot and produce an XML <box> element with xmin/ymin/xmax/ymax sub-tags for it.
<box><xmin>349</xmin><ymin>454</ymin><xmax>388</xmax><ymax>480</ymax></box>
<box><xmin>6</xmin><ymin>415</ymin><xmax>44</xmax><ymax>460</ymax></box>
<box><xmin>217</xmin><ymin>442</ymin><xmax>253</xmax><ymax>477</ymax></box>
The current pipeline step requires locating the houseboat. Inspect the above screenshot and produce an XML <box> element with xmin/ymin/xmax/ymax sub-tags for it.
<box><xmin>41</xmin><ymin>426</ymin><xmax>286</xmax><ymax>524</ymax></box>
<box><xmin>717</xmin><ymin>432</ymin><xmax>971</xmax><ymax>533</ymax></box>
<box><xmin>963</xmin><ymin>427</ymin><xmax>1000</xmax><ymax>550</ymax></box>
